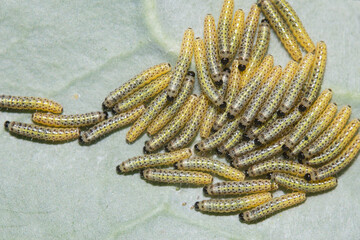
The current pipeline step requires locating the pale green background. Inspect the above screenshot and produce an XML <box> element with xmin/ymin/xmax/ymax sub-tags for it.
<box><xmin>0</xmin><ymin>0</ymin><xmax>359</xmax><ymax>239</ymax></box>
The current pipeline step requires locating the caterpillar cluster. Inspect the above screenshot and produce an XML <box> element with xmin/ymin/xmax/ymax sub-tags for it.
<box><xmin>1</xmin><ymin>0</ymin><xmax>359</xmax><ymax>224</ymax></box>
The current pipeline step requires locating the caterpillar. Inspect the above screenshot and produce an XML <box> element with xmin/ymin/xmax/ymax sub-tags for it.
<box><xmin>4</xmin><ymin>121</ymin><xmax>79</xmax><ymax>142</ymax></box>
<box><xmin>32</xmin><ymin>111</ymin><xmax>107</xmax><ymax>128</ymax></box>
<box><xmin>116</xmin><ymin>148</ymin><xmax>192</xmax><ymax>173</ymax></box>
<box><xmin>237</xmin><ymin>4</ymin><xmax>261</xmax><ymax>71</ymax></box>
<box><xmin>112</xmin><ymin>72</ymin><xmax>171</xmax><ymax>113</ymax></box>
<box><xmin>0</xmin><ymin>95</ymin><xmax>63</xmax><ymax>113</ymax></box>
<box><xmin>217</xmin><ymin>0</ymin><xmax>234</xmax><ymax>65</ymax></box>
<box><xmin>103</xmin><ymin>62</ymin><xmax>171</xmax><ymax>108</ymax></box>
<box><xmin>271</xmin><ymin>172</ymin><xmax>337</xmax><ymax>193</ymax></box>
<box><xmin>271</xmin><ymin>0</ymin><xmax>315</xmax><ymax>52</ymax></box>
<box><xmin>79</xmin><ymin>105</ymin><xmax>145</xmax><ymax>144</ymax></box>
<box><xmin>204</xmin><ymin>14</ymin><xmax>222</xmax><ymax>85</ymax></box>
<box><xmin>175</xmin><ymin>156</ymin><xmax>245</xmax><ymax>181</ymax></box>
<box><xmin>246</xmin><ymin>158</ymin><xmax>315</xmax><ymax>178</ymax></box>
<box><xmin>239</xmin><ymin>192</ymin><xmax>306</xmax><ymax>222</ymax></box>
<box><xmin>144</xmin><ymin>95</ymin><xmax>197</xmax><ymax>153</ymax></box>
<box><xmin>204</xmin><ymin>179</ymin><xmax>278</xmax><ymax>196</ymax></box>
<box><xmin>141</xmin><ymin>168</ymin><xmax>213</xmax><ymax>185</ymax></box>
<box><xmin>258</xmin><ymin>0</ymin><xmax>302</xmax><ymax>61</ymax></box>
<box><xmin>166</xmin><ymin>28</ymin><xmax>194</xmax><ymax>100</ymax></box>
<box><xmin>165</xmin><ymin>95</ymin><xmax>208</xmax><ymax>152</ymax></box>
<box><xmin>194</xmin><ymin>192</ymin><xmax>272</xmax><ymax>213</ymax></box>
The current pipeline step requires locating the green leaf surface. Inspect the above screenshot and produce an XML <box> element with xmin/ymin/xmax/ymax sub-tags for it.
<box><xmin>0</xmin><ymin>0</ymin><xmax>359</xmax><ymax>239</ymax></box>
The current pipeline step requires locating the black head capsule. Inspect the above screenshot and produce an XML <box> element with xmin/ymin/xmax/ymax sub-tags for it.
<box><xmin>211</xmin><ymin>127</ymin><xmax>217</xmax><ymax>133</ymax></box>
<box><xmin>101</xmin><ymin>102</ymin><xmax>109</xmax><ymax>112</ymax></box>
<box><xmin>261</xmin><ymin>18</ymin><xmax>269</xmax><ymax>23</ymax></box>
<box><xmin>173</xmin><ymin>162</ymin><xmax>179</xmax><ymax>169</ymax></box>
<box><xmin>203</xmin><ymin>186</ymin><xmax>209</xmax><ymax>195</ymax></box>
<box><xmin>242</xmin><ymin>134</ymin><xmax>250</xmax><ymax>141</ymax></box>
<box><xmin>254</xmin><ymin>119</ymin><xmax>262</xmax><ymax>127</ymax></box>
<box><xmin>78</xmin><ymin>135</ymin><xmax>85</xmax><ymax>144</ymax></box>
<box><xmin>187</xmin><ymin>71</ymin><xmax>195</xmax><ymax>77</ymax></box>
<box><xmin>304</xmin><ymin>173</ymin><xmax>311</xmax><ymax>181</ymax></box>
<box><xmin>227</xmin><ymin>112</ymin><xmax>235</xmax><ymax>120</ymax></box>
<box><xmin>214</xmin><ymin>79</ymin><xmax>223</xmax><ymax>87</ymax></box>
<box><xmin>219</xmin><ymin>102</ymin><xmax>227</xmax><ymax>109</ymax></box>
<box><xmin>215</xmin><ymin>148</ymin><xmax>222</xmax><ymax>155</ymax></box>
<box><xmin>111</xmin><ymin>108</ymin><xmax>117</xmax><ymax>115</ymax></box>
<box><xmin>116</xmin><ymin>165</ymin><xmax>122</xmax><ymax>174</ymax></box>
<box><xmin>238</xmin><ymin>64</ymin><xmax>246</xmax><ymax>72</ymax></box>
<box><xmin>304</xmin><ymin>136</ymin><xmax>309</xmax><ymax>141</ymax></box>
<box><xmin>103</xmin><ymin>111</ymin><xmax>109</xmax><ymax>119</ymax></box>
<box><xmin>221</xmin><ymin>58</ymin><xmax>229</xmax><ymax>65</ymax></box>
<box><xmin>226</xmin><ymin>152</ymin><xmax>232</xmax><ymax>161</ymax></box>
<box><xmin>244</xmin><ymin>170</ymin><xmax>249</xmax><ymax>177</ymax></box>
<box><xmin>194</xmin><ymin>202</ymin><xmax>200</xmax><ymax>211</ymax></box>
<box><xmin>164</xmin><ymin>145</ymin><xmax>170</xmax><ymax>152</ymax></box>
<box><xmin>4</xmin><ymin>121</ymin><xmax>10</xmax><ymax>129</ymax></box>
<box><xmin>277</xmin><ymin>110</ymin><xmax>285</xmax><ymax>117</ymax></box>
<box><xmin>282</xmin><ymin>144</ymin><xmax>290</xmax><ymax>152</ymax></box>
<box><xmin>239</xmin><ymin>123</ymin><xmax>246</xmax><ymax>130</ymax></box>
<box><xmin>139</xmin><ymin>170</ymin><xmax>145</xmax><ymax>179</ymax></box>
<box><xmin>143</xmin><ymin>145</ymin><xmax>150</xmax><ymax>154</ymax></box>
<box><xmin>224</xmin><ymin>68</ymin><xmax>231</xmax><ymax>73</ymax></box>
<box><xmin>167</xmin><ymin>95</ymin><xmax>175</xmax><ymax>102</ymax></box>
<box><xmin>239</xmin><ymin>213</ymin><xmax>245</xmax><ymax>222</ymax></box>
<box><xmin>194</xmin><ymin>144</ymin><xmax>200</xmax><ymax>152</ymax></box>
<box><xmin>254</xmin><ymin>138</ymin><xmax>262</xmax><ymax>146</ymax></box>
<box><xmin>298</xmin><ymin>104</ymin><xmax>307</xmax><ymax>112</ymax></box>
<box><xmin>229</xmin><ymin>160</ymin><xmax>235</xmax><ymax>168</ymax></box>
<box><xmin>298</xmin><ymin>152</ymin><xmax>305</xmax><ymax>160</ymax></box>
<box><xmin>266</xmin><ymin>173</ymin><xmax>273</xmax><ymax>179</ymax></box>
